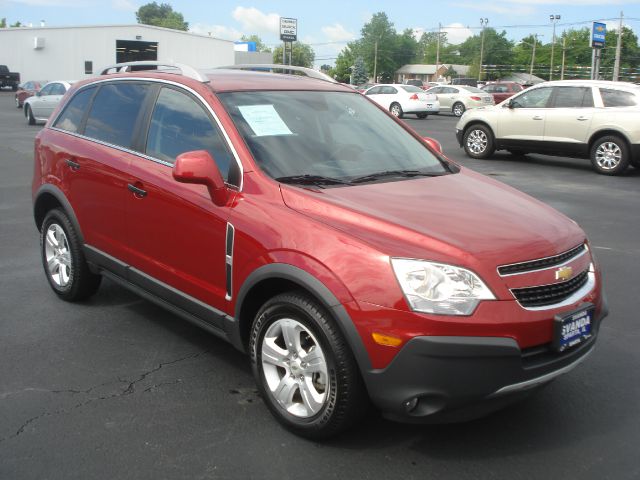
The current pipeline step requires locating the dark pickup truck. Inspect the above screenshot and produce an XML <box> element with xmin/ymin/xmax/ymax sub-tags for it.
<box><xmin>0</xmin><ymin>65</ymin><xmax>21</xmax><ymax>91</ymax></box>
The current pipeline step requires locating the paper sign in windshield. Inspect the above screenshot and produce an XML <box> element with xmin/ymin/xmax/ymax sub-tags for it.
<box><xmin>238</xmin><ymin>105</ymin><xmax>293</xmax><ymax>137</ymax></box>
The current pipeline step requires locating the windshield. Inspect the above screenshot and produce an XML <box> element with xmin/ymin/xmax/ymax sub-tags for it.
<box><xmin>218</xmin><ymin>91</ymin><xmax>450</xmax><ymax>186</ymax></box>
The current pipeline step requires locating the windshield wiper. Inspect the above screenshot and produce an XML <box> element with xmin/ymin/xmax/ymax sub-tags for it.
<box><xmin>275</xmin><ymin>174</ymin><xmax>351</xmax><ymax>187</ymax></box>
<box><xmin>350</xmin><ymin>169</ymin><xmax>446</xmax><ymax>184</ymax></box>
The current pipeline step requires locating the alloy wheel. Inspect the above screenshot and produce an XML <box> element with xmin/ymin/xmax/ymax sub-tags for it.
<box><xmin>595</xmin><ymin>142</ymin><xmax>622</xmax><ymax>171</ymax></box>
<box><xmin>466</xmin><ymin>129</ymin><xmax>488</xmax><ymax>155</ymax></box>
<box><xmin>260</xmin><ymin>317</ymin><xmax>329</xmax><ymax>418</ymax></box>
<box><xmin>44</xmin><ymin>223</ymin><xmax>72</xmax><ymax>287</ymax></box>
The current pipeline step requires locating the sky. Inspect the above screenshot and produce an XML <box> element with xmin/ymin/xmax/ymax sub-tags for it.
<box><xmin>2</xmin><ymin>0</ymin><xmax>640</xmax><ymax>65</ymax></box>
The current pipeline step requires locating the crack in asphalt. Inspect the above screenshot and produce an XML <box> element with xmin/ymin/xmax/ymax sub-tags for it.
<box><xmin>0</xmin><ymin>349</ymin><xmax>210</xmax><ymax>444</ymax></box>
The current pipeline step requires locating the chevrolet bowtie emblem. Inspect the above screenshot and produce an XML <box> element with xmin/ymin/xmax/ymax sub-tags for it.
<box><xmin>555</xmin><ymin>266</ymin><xmax>573</xmax><ymax>281</ymax></box>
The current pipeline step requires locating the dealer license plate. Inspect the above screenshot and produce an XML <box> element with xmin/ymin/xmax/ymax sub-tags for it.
<box><xmin>553</xmin><ymin>304</ymin><xmax>593</xmax><ymax>352</ymax></box>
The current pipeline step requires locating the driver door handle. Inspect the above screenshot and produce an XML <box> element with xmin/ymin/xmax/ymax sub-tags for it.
<box><xmin>532</xmin><ymin>115</ymin><xmax>543</xmax><ymax>120</ymax></box>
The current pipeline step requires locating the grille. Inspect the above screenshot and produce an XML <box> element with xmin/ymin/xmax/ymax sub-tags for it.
<box><xmin>511</xmin><ymin>269</ymin><xmax>589</xmax><ymax>308</ymax></box>
<box><xmin>498</xmin><ymin>244</ymin><xmax>586</xmax><ymax>276</ymax></box>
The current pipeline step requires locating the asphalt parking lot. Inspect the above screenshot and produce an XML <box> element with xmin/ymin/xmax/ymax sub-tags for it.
<box><xmin>1</xmin><ymin>90</ymin><xmax>639</xmax><ymax>480</ymax></box>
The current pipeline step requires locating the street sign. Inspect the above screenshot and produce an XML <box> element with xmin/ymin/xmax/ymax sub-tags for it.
<box><xmin>592</xmin><ymin>22</ymin><xmax>606</xmax><ymax>48</ymax></box>
<box><xmin>280</xmin><ymin>17</ymin><xmax>297</xmax><ymax>42</ymax></box>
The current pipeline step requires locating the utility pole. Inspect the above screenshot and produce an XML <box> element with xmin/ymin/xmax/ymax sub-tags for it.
<box><xmin>373</xmin><ymin>39</ymin><xmax>378</xmax><ymax>82</ymax></box>
<box><xmin>436</xmin><ymin>23</ymin><xmax>441</xmax><ymax>82</ymax></box>
<box><xmin>560</xmin><ymin>37</ymin><xmax>566</xmax><ymax>80</ymax></box>
<box><xmin>613</xmin><ymin>11</ymin><xmax>624</xmax><ymax>81</ymax></box>
<box><xmin>529</xmin><ymin>34</ymin><xmax>538</xmax><ymax>83</ymax></box>
<box><xmin>549</xmin><ymin>14</ymin><xmax>560</xmax><ymax>80</ymax></box>
<box><xmin>478</xmin><ymin>18</ymin><xmax>488</xmax><ymax>82</ymax></box>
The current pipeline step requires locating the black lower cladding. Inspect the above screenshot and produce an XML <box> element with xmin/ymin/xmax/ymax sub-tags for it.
<box><xmin>363</xmin><ymin>293</ymin><xmax>608</xmax><ymax>423</ymax></box>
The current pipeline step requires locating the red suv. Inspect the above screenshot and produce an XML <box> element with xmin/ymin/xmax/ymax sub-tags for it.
<box><xmin>32</xmin><ymin>63</ymin><xmax>608</xmax><ymax>439</ymax></box>
<box><xmin>481</xmin><ymin>81</ymin><xmax>524</xmax><ymax>104</ymax></box>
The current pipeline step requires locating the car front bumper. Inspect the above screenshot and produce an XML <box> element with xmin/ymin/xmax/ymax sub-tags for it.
<box><xmin>361</xmin><ymin>293</ymin><xmax>608</xmax><ymax>423</ymax></box>
<box><xmin>456</xmin><ymin>128</ymin><xmax>464</xmax><ymax>147</ymax></box>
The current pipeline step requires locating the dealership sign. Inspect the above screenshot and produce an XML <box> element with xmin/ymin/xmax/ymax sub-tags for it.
<box><xmin>592</xmin><ymin>22</ymin><xmax>606</xmax><ymax>48</ymax></box>
<box><xmin>280</xmin><ymin>17</ymin><xmax>297</xmax><ymax>42</ymax></box>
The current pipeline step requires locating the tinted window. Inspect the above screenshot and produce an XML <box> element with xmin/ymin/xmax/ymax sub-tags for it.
<box><xmin>145</xmin><ymin>87</ymin><xmax>234</xmax><ymax>181</ymax></box>
<box><xmin>600</xmin><ymin>88</ymin><xmax>637</xmax><ymax>107</ymax></box>
<box><xmin>54</xmin><ymin>87</ymin><xmax>96</xmax><ymax>133</ymax></box>
<box><xmin>50</xmin><ymin>83</ymin><xmax>67</xmax><ymax>96</ymax></box>
<box><xmin>39</xmin><ymin>84</ymin><xmax>54</xmax><ymax>96</ymax></box>
<box><xmin>401</xmin><ymin>85</ymin><xmax>423</xmax><ymax>93</ymax></box>
<box><xmin>381</xmin><ymin>86</ymin><xmax>398</xmax><ymax>94</ymax></box>
<box><xmin>84</xmin><ymin>83</ymin><xmax>148</xmax><ymax>149</ymax></box>
<box><xmin>365</xmin><ymin>86</ymin><xmax>381</xmax><ymax>95</ymax></box>
<box><xmin>552</xmin><ymin>86</ymin><xmax>594</xmax><ymax>108</ymax></box>
<box><xmin>511</xmin><ymin>87</ymin><xmax>552</xmax><ymax>108</ymax></box>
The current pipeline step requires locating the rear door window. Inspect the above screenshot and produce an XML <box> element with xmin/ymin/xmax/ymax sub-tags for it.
<box><xmin>50</xmin><ymin>83</ymin><xmax>67</xmax><ymax>96</ymax></box>
<box><xmin>84</xmin><ymin>82</ymin><xmax>149</xmax><ymax>149</ymax></box>
<box><xmin>551</xmin><ymin>86</ymin><xmax>594</xmax><ymax>108</ymax></box>
<box><xmin>53</xmin><ymin>87</ymin><xmax>96</xmax><ymax>133</ymax></box>
<box><xmin>145</xmin><ymin>86</ymin><xmax>235</xmax><ymax>182</ymax></box>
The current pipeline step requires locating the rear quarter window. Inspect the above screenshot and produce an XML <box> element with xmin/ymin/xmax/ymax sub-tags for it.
<box><xmin>84</xmin><ymin>83</ymin><xmax>149</xmax><ymax>149</ymax></box>
<box><xmin>600</xmin><ymin>88</ymin><xmax>637</xmax><ymax>107</ymax></box>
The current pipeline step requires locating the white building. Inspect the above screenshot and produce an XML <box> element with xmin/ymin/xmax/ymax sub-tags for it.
<box><xmin>0</xmin><ymin>24</ymin><xmax>236</xmax><ymax>82</ymax></box>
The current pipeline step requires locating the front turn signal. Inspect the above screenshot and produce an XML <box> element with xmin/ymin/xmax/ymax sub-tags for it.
<box><xmin>372</xmin><ymin>332</ymin><xmax>403</xmax><ymax>347</ymax></box>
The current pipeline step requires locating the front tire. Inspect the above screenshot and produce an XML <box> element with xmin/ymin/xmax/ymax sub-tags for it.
<box><xmin>250</xmin><ymin>292</ymin><xmax>366</xmax><ymax>439</ymax></box>
<box><xmin>40</xmin><ymin>209</ymin><xmax>101</xmax><ymax>301</ymax></box>
<box><xmin>590</xmin><ymin>135</ymin><xmax>630</xmax><ymax>175</ymax></box>
<box><xmin>452</xmin><ymin>102</ymin><xmax>466</xmax><ymax>117</ymax></box>
<box><xmin>389</xmin><ymin>103</ymin><xmax>404</xmax><ymax>118</ymax></box>
<box><xmin>463</xmin><ymin>124</ymin><xmax>495</xmax><ymax>159</ymax></box>
<box><xmin>26</xmin><ymin>105</ymin><xmax>35</xmax><ymax>125</ymax></box>
<box><xmin>15</xmin><ymin>96</ymin><xmax>21</xmax><ymax>108</ymax></box>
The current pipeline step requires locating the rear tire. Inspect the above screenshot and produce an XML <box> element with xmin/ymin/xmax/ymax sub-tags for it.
<box><xmin>11</xmin><ymin>84</ymin><xmax>17</xmax><ymax>92</ymax></box>
<box><xmin>416</xmin><ymin>113</ymin><xmax>428</xmax><ymax>119</ymax></box>
<box><xmin>590</xmin><ymin>135</ymin><xmax>630</xmax><ymax>176</ymax></box>
<box><xmin>389</xmin><ymin>103</ymin><xmax>404</xmax><ymax>119</ymax></box>
<box><xmin>26</xmin><ymin>105</ymin><xmax>35</xmax><ymax>125</ymax></box>
<box><xmin>452</xmin><ymin>102</ymin><xmax>466</xmax><ymax>117</ymax></box>
<box><xmin>463</xmin><ymin>124</ymin><xmax>495</xmax><ymax>159</ymax></box>
<box><xmin>250</xmin><ymin>292</ymin><xmax>367</xmax><ymax>439</ymax></box>
<box><xmin>40</xmin><ymin>209</ymin><xmax>101</xmax><ymax>301</ymax></box>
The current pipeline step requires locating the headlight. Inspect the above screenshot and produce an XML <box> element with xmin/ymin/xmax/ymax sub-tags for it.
<box><xmin>391</xmin><ymin>258</ymin><xmax>495</xmax><ymax>315</ymax></box>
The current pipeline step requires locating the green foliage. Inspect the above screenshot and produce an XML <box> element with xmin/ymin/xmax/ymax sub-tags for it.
<box><xmin>458</xmin><ymin>28</ymin><xmax>514</xmax><ymax>80</ymax></box>
<box><xmin>351</xmin><ymin>56</ymin><xmax>368</xmax><ymax>85</ymax></box>
<box><xmin>272</xmin><ymin>42</ymin><xmax>315</xmax><ymax>68</ymax></box>
<box><xmin>10</xmin><ymin>21</ymin><xmax>22</xmax><ymax>27</ymax></box>
<box><xmin>240</xmin><ymin>35</ymin><xmax>271</xmax><ymax>53</ymax></box>
<box><xmin>333</xmin><ymin>45</ymin><xmax>357</xmax><ymax>82</ymax></box>
<box><xmin>136</xmin><ymin>2</ymin><xmax>188</xmax><ymax>31</ymax></box>
<box><xmin>0</xmin><ymin>18</ymin><xmax>6</xmax><ymax>28</ymax></box>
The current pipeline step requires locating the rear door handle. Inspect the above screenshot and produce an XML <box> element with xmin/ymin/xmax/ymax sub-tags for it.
<box><xmin>65</xmin><ymin>159</ymin><xmax>80</xmax><ymax>171</ymax></box>
<box><xmin>577</xmin><ymin>116</ymin><xmax>589</xmax><ymax>121</ymax></box>
<box><xmin>532</xmin><ymin>115</ymin><xmax>543</xmax><ymax>120</ymax></box>
<box><xmin>127</xmin><ymin>183</ymin><xmax>147</xmax><ymax>198</ymax></box>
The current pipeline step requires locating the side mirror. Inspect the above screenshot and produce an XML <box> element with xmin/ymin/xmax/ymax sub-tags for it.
<box><xmin>173</xmin><ymin>150</ymin><xmax>228</xmax><ymax>206</ymax></box>
<box><xmin>422</xmin><ymin>136</ymin><xmax>443</xmax><ymax>154</ymax></box>
<box><xmin>36</xmin><ymin>91</ymin><xmax>41</xmax><ymax>97</ymax></box>
<box><xmin>506</xmin><ymin>98</ymin><xmax>515</xmax><ymax>109</ymax></box>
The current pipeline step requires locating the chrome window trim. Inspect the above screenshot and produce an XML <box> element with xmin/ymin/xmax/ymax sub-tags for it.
<box><xmin>225</xmin><ymin>222</ymin><xmax>235</xmax><ymax>301</ymax></box>
<box><xmin>512</xmin><ymin>270</ymin><xmax>595</xmax><ymax>311</ymax></box>
<box><xmin>497</xmin><ymin>243</ymin><xmax>588</xmax><ymax>277</ymax></box>
<box><xmin>48</xmin><ymin>76</ymin><xmax>244</xmax><ymax>191</ymax></box>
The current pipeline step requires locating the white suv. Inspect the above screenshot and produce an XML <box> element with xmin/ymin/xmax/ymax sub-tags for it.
<box><xmin>455</xmin><ymin>80</ymin><xmax>640</xmax><ymax>175</ymax></box>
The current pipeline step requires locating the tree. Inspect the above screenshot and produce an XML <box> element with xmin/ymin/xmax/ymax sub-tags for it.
<box><xmin>240</xmin><ymin>34</ymin><xmax>271</xmax><ymax>53</ymax></box>
<box><xmin>272</xmin><ymin>42</ymin><xmax>315</xmax><ymax>68</ymax></box>
<box><xmin>360</xmin><ymin>12</ymin><xmax>398</xmax><ymax>82</ymax></box>
<box><xmin>136</xmin><ymin>2</ymin><xmax>188</xmax><ymax>31</ymax></box>
<box><xmin>351</xmin><ymin>56</ymin><xmax>368</xmax><ymax>85</ymax></box>
<box><xmin>0</xmin><ymin>18</ymin><xmax>6</xmax><ymax>28</ymax></box>
<box><xmin>10</xmin><ymin>21</ymin><xmax>22</xmax><ymax>27</ymax></box>
<box><xmin>333</xmin><ymin>44</ymin><xmax>358</xmax><ymax>82</ymax></box>
<box><xmin>458</xmin><ymin>28</ymin><xmax>514</xmax><ymax>79</ymax></box>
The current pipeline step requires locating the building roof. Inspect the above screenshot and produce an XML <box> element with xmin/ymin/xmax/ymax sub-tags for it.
<box><xmin>396</xmin><ymin>64</ymin><xmax>438</xmax><ymax>75</ymax></box>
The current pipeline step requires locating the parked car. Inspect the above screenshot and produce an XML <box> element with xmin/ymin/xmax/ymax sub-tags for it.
<box><xmin>456</xmin><ymin>79</ymin><xmax>640</xmax><ymax>175</ymax></box>
<box><xmin>481</xmin><ymin>81</ymin><xmax>524</xmax><ymax>103</ymax></box>
<box><xmin>0</xmin><ymin>65</ymin><xmax>20</xmax><ymax>91</ymax></box>
<box><xmin>364</xmin><ymin>84</ymin><xmax>440</xmax><ymax>118</ymax></box>
<box><xmin>23</xmin><ymin>81</ymin><xmax>74</xmax><ymax>125</ymax></box>
<box><xmin>451</xmin><ymin>77</ymin><xmax>478</xmax><ymax>87</ymax></box>
<box><xmin>355</xmin><ymin>82</ymin><xmax>376</xmax><ymax>93</ymax></box>
<box><xmin>426</xmin><ymin>85</ymin><xmax>494</xmax><ymax>116</ymax></box>
<box><xmin>15</xmin><ymin>80</ymin><xmax>47</xmax><ymax>108</ymax></box>
<box><xmin>33</xmin><ymin>63</ymin><xmax>607</xmax><ymax>439</ymax></box>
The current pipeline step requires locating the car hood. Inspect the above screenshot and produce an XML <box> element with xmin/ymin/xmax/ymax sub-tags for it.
<box><xmin>280</xmin><ymin>167</ymin><xmax>585</xmax><ymax>269</ymax></box>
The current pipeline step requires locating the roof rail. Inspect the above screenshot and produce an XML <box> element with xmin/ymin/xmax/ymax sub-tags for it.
<box><xmin>216</xmin><ymin>64</ymin><xmax>337</xmax><ymax>83</ymax></box>
<box><xmin>99</xmin><ymin>61</ymin><xmax>209</xmax><ymax>83</ymax></box>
